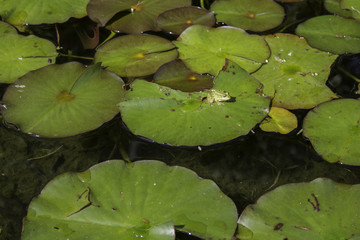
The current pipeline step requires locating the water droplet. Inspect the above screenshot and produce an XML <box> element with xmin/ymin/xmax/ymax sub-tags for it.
<box><xmin>153</xmin><ymin>183</ymin><xmax>157</xmax><ymax>186</ymax></box>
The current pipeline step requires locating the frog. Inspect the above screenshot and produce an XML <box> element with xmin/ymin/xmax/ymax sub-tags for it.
<box><xmin>206</xmin><ymin>89</ymin><xmax>231</xmax><ymax>105</ymax></box>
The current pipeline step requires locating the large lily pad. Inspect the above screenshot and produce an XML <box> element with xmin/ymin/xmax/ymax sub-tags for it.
<box><xmin>95</xmin><ymin>34</ymin><xmax>178</xmax><ymax>77</ymax></box>
<box><xmin>324</xmin><ymin>0</ymin><xmax>353</xmax><ymax>18</ymax></box>
<box><xmin>0</xmin><ymin>0</ymin><xmax>89</xmax><ymax>25</ymax></box>
<box><xmin>157</xmin><ymin>6</ymin><xmax>215</xmax><ymax>35</ymax></box>
<box><xmin>118</xmin><ymin>60</ymin><xmax>270</xmax><ymax>146</ymax></box>
<box><xmin>2</xmin><ymin>62</ymin><xmax>125</xmax><ymax>137</ymax></box>
<box><xmin>174</xmin><ymin>25</ymin><xmax>270</xmax><ymax>76</ymax></box>
<box><xmin>238</xmin><ymin>178</ymin><xmax>360</xmax><ymax>239</ymax></box>
<box><xmin>252</xmin><ymin>33</ymin><xmax>338</xmax><ymax>109</ymax></box>
<box><xmin>87</xmin><ymin>0</ymin><xmax>191</xmax><ymax>33</ymax></box>
<box><xmin>303</xmin><ymin>99</ymin><xmax>360</xmax><ymax>166</ymax></box>
<box><xmin>296</xmin><ymin>15</ymin><xmax>360</xmax><ymax>54</ymax></box>
<box><xmin>210</xmin><ymin>0</ymin><xmax>285</xmax><ymax>32</ymax></box>
<box><xmin>0</xmin><ymin>34</ymin><xmax>57</xmax><ymax>84</ymax></box>
<box><xmin>22</xmin><ymin>160</ymin><xmax>238</xmax><ymax>240</ymax></box>
<box><xmin>0</xmin><ymin>21</ymin><xmax>17</xmax><ymax>35</ymax></box>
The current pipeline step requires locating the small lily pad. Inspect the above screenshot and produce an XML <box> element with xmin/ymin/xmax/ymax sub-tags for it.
<box><xmin>0</xmin><ymin>21</ymin><xmax>17</xmax><ymax>35</ymax></box>
<box><xmin>296</xmin><ymin>15</ymin><xmax>360</xmax><ymax>54</ymax></box>
<box><xmin>2</xmin><ymin>62</ymin><xmax>125</xmax><ymax>137</ymax></box>
<box><xmin>157</xmin><ymin>6</ymin><xmax>215</xmax><ymax>35</ymax></box>
<box><xmin>153</xmin><ymin>60</ymin><xmax>214</xmax><ymax>92</ymax></box>
<box><xmin>95</xmin><ymin>34</ymin><xmax>178</xmax><ymax>77</ymax></box>
<box><xmin>87</xmin><ymin>0</ymin><xmax>191</xmax><ymax>33</ymax></box>
<box><xmin>118</xmin><ymin>59</ymin><xmax>270</xmax><ymax>146</ymax></box>
<box><xmin>341</xmin><ymin>0</ymin><xmax>360</xmax><ymax>21</ymax></box>
<box><xmin>0</xmin><ymin>0</ymin><xmax>89</xmax><ymax>25</ymax></box>
<box><xmin>238</xmin><ymin>178</ymin><xmax>360</xmax><ymax>239</ymax></box>
<box><xmin>259</xmin><ymin>107</ymin><xmax>297</xmax><ymax>134</ymax></box>
<box><xmin>22</xmin><ymin>160</ymin><xmax>238</xmax><ymax>240</ymax></box>
<box><xmin>252</xmin><ymin>33</ymin><xmax>338</xmax><ymax>109</ymax></box>
<box><xmin>303</xmin><ymin>99</ymin><xmax>360</xmax><ymax>166</ymax></box>
<box><xmin>210</xmin><ymin>0</ymin><xmax>285</xmax><ymax>32</ymax></box>
<box><xmin>174</xmin><ymin>25</ymin><xmax>270</xmax><ymax>75</ymax></box>
<box><xmin>0</xmin><ymin>34</ymin><xmax>57</xmax><ymax>84</ymax></box>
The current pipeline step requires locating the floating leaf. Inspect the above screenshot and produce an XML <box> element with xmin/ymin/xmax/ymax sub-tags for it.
<box><xmin>324</xmin><ymin>0</ymin><xmax>353</xmax><ymax>18</ymax></box>
<box><xmin>153</xmin><ymin>60</ymin><xmax>214</xmax><ymax>92</ymax></box>
<box><xmin>341</xmin><ymin>0</ymin><xmax>360</xmax><ymax>21</ymax></box>
<box><xmin>2</xmin><ymin>63</ymin><xmax>125</xmax><ymax>137</ymax></box>
<box><xmin>210</xmin><ymin>0</ymin><xmax>285</xmax><ymax>32</ymax></box>
<box><xmin>259</xmin><ymin>107</ymin><xmax>297</xmax><ymax>134</ymax></box>
<box><xmin>87</xmin><ymin>0</ymin><xmax>191</xmax><ymax>33</ymax></box>
<box><xmin>296</xmin><ymin>15</ymin><xmax>360</xmax><ymax>54</ymax></box>
<box><xmin>22</xmin><ymin>160</ymin><xmax>238</xmax><ymax>240</ymax></box>
<box><xmin>157</xmin><ymin>6</ymin><xmax>215</xmax><ymax>35</ymax></box>
<box><xmin>0</xmin><ymin>0</ymin><xmax>89</xmax><ymax>25</ymax></box>
<box><xmin>95</xmin><ymin>34</ymin><xmax>177</xmax><ymax>77</ymax></box>
<box><xmin>0</xmin><ymin>34</ymin><xmax>57</xmax><ymax>84</ymax></box>
<box><xmin>0</xmin><ymin>21</ymin><xmax>17</xmax><ymax>35</ymax></box>
<box><xmin>238</xmin><ymin>178</ymin><xmax>360</xmax><ymax>239</ymax></box>
<box><xmin>174</xmin><ymin>25</ymin><xmax>270</xmax><ymax>75</ymax></box>
<box><xmin>118</xmin><ymin>60</ymin><xmax>270</xmax><ymax>146</ymax></box>
<box><xmin>252</xmin><ymin>33</ymin><xmax>338</xmax><ymax>109</ymax></box>
<box><xmin>303</xmin><ymin>99</ymin><xmax>360</xmax><ymax>166</ymax></box>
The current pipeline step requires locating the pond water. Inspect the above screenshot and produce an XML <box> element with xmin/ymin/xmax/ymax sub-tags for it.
<box><xmin>1</xmin><ymin>0</ymin><xmax>360</xmax><ymax>239</ymax></box>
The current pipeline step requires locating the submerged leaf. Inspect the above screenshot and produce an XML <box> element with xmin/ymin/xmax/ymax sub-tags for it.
<box><xmin>22</xmin><ymin>160</ymin><xmax>238</xmax><ymax>240</ymax></box>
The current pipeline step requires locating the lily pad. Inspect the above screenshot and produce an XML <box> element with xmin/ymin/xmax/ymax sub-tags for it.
<box><xmin>303</xmin><ymin>99</ymin><xmax>360</xmax><ymax>166</ymax></box>
<box><xmin>174</xmin><ymin>25</ymin><xmax>270</xmax><ymax>75</ymax></box>
<box><xmin>324</xmin><ymin>0</ymin><xmax>353</xmax><ymax>18</ymax></box>
<box><xmin>238</xmin><ymin>178</ymin><xmax>360</xmax><ymax>240</ymax></box>
<box><xmin>0</xmin><ymin>21</ymin><xmax>17</xmax><ymax>35</ymax></box>
<box><xmin>259</xmin><ymin>107</ymin><xmax>297</xmax><ymax>134</ymax></box>
<box><xmin>118</xmin><ymin>59</ymin><xmax>270</xmax><ymax>146</ymax></box>
<box><xmin>2</xmin><ymin>62</ymin><xmax>125</xmax><ymax>137</ymax></box>
<box><xmin>210</xmin><ymin>0</ymin><xmax>285</xmax><ymax>32</ymax></box>
<box><xmin>252</xmin><ymin>33</ymin><xmax>338</xmax><ymax>109</ymax></box>
<box><xmin>0</xmin><ymin>0</ymin><xmax>89</xmax><ymax>25</ymax></box>
<box><xmin>95</xmin><ymin>34</ymin><xmax>178</xmax><ymax>77</ymax></box>
<box><xmin>153</xmin><ymin>59</ymin><xmax>214</xmax><ymax>92</ymax></box>
<box><xmin>22</xmin><ymin>160</ymin><xmax>238</xmax><ymax>240</ymax></box>
<box><xmin>341</xmin><ymin>0</ymin><xmax>360</xmax><ymax>21</ymax></box>
<box><xmin>87</xmin><ymin>0</ymin><xmax>191</xmax><ymax>33</ymax></box>
<box><xmin>157</xmin><ymin>6</ymin><xmax>215</xmax><ymax>35</ymax></box>
<box><xmin>0</xmin><ymin>34</ymin><xmax>57</xmax><ymax>84</ymax></box>
<box><xmin>296</xmin><ymin>15</ymin><xmax>360</xmax><ymax>54</ymax></box>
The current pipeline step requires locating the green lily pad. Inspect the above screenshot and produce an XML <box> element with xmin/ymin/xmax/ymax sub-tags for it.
<box><xmin>238</xmin><ymin>178</ymin><xmax>360</xmax><ymax>239</ymax></box>
<box><xmin>87</xmin><ymin>0</ymin><xmax>191</xmax><ymax>33</ymax></box>
<box><xmin>324</xmin><ymin>0</ymin><xmax>353</xmax><ymax>18</ymax></box>
<box><xmin>2</xmin><ymin>62</ymin><xmax>125</xmax><ymax>138</ymax></box>
<box><xmin>259</xmin><ymin>107</ymin><xmax>297</xmax><ymax>134</ymax></box>
<box><xmin>118</xmin><ymin>59</ymin><xmax>270</xmax><ymax>146</ymax></box>
<box><xmin>210</xmin><ymin>0</ymin><xmax>285</xmax><ymax>32</ymax></box>
<box><xmin>174</xmin><ymin>25</ymin><xmax>270</xmax><ymax>75</ymax></box>
<box><xmin>0</xmin><ymin>34</ymin><xmax>57</xmax><ymax>84</ymax></box>
<box><xmin>303</xmin><ymin>99</ymin><xmax>360</xmax><ymax>166</ymax></box>
<box><xmin>22</xmin><ymin>160</ymin><xmax>238</xmax><ymax>240</ymax></box>
<box><xmin>296</xmin><ymin>15</ymin><xmax>360</xmax><ymax>54</ymax></box>
<box><xmin>341</xmin><ymin>0</ymin><xmax>360</xmax><ymax>21</ymax></box>
<box><xmin>95</xmin><ymin>34</ymin><xmax>178</xmax><ymax>77</ymax></box>
<box><xmin>0</xmin><ymin>0</ymin><xmax>89</xmax><ymax>25</ymax></box>
<box><xmin>157</xmin><ymin>6</ymin><xmax>215</xmax><ymax>35</ymax></box>
<box><xmin>0</xmin><ymin>21</ymin><xmax>17</xmax><ymax>35</ymax></box>
<box><xmin>153</xmin><ymin>60</ymin><xmax>214</xmax><ymax>92</ymax></box>
<box><xmin>252</xmin><ymin>33</ymin><xmax>338</xmax><ymax>109</ymax></box>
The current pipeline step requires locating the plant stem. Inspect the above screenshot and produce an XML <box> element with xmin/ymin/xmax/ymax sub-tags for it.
<box><xmin>337</xmin><ymin>65</ymin><xmax>360</xmax><ymax>83</ymax></box>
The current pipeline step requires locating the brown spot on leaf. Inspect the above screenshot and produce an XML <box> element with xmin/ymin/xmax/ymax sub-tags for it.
<box><xmin>274</xmin><ymin>223</ymin><xmax>283</xmax><ymax>231</ymax></box>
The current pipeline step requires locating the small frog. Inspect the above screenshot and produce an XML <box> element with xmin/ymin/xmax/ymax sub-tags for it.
<box><xmin>206</xmin><ymin>89</ymin><xmax>231</xmax><ymax>105</ymax></box>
